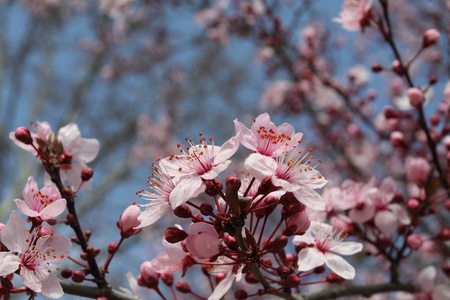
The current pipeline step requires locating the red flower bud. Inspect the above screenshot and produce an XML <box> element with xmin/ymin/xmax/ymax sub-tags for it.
<box><xmin>165</xmin><ymin>226</ymin><xmax>188</xmax><ymax>243</ymax></box>
<box><xmin>15</xmin><ymin>127</ymin><xmax>33</xmax><ymax>145</ymax></box>
<box><xmin>423</xmin><ymin>28</ymin><xmax>440</xmax><ymax>48</ymax></box>
<box><xmin>81</xmin><ymin>167</ymin><xmax>94</xmax><ymax>181</ymax></box>
<box><xmin>175</xmin><ymin>281</ymin><xmax>191</xmax><ymax>293</ymax></box>
<box><xmin>407</xmin><ymin>87</ymin><xmax>425</xmax><ymax>108</ymax></box>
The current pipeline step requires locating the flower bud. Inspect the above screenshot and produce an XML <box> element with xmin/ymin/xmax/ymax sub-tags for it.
<box><xmin>392</xmin><ymin>60</ymin><xmax>403</xmax><ymax>75</ymax></box>
<box><xmin>272</xmin><ymin>235</ymin><xmax>288</xmax><ymax>250</ymax></box>
<box><xmin>118</xmin><ymin>205</ymin><xmax>142</xmax><ymax>238</ymax></box>
<box><xmin>61</xmin><ymin>269</ymin><xmax>73</xmax><ymax>279</ymax></box>
<box><xmin>423</xmin><ymin>29</ymin><xmax>440</xmax><ymax>48</ymax></box>
<box><xmin>406</xmin><ymin>234</ymin><xmax>423</xmax><ymax>250</ymax></box>
<box><xmin>215</xmin><ymin>273</ymin><xmax>226</xmax><ymax>285</ymax></box>
<box><xmin>225</xmin><ymin>175</ymin><xmax>242</xmax><ymax>214</ymax></box>
<box><xmin>314</xmin><ymin>265</ymin><xmax>326</xmax><ymax>274</ymax></box>
<box><xmin>390</xmin><ymin>131</ymin><xmax>408</xmax><ymax>148</ymax></box>
<box><xmin>71</xmin><ymin>270</ymin><xmax>85</xmax><ymax>283</ymax></box>
<box><xmin>165</xmin><ymin>226</ymin><xmax>188</xmax><ymax>243</ymax></box>
<box><xmin>371</xmin><ymin>64</ymin><xmax>382</xmax><ymax>72</ymax></box>
<box><xmin>326</xmin><ymin>272</ymin><xmax>345</xmax><ymax>284</ymax></box>
<box><xmin>174</xmin><ymin>204</ymin><xmax>192</xmax><ymax>218</ymax></box>
<box><xmin>276</xmin><ymin>266</ymin><xmax>290</xmax><ymax>277</ymax></box>
<box><xmin>176</xmin><ymin>281</ymin><xmax>191</xmax><ymax>293</ymax></box>
<box><xmin>15</xmin><ymin>127</ymin><xmax>33</xmax><ymax>145</ymax></box>
<box><xmin>284</xmin><ymin>209</ymin><xmax>310</xmax><ymax>236</ymax></box>
<box><xmin>407</xmin><ymin>87</ymin><xmax>425</xmax><ymax>108</ymax></box>
<box><xmin>204</xmin><ymin>178</ymin><xmax>223</xmax><ymax>197</ymax></box>
<box><xmin>108</xmin><ymin>242</ymin><xmax>118</xmax><ymax>254</ymax></box>
<box><xmin>438</xmin><ymin>228</ymin><xmax>450</xmax><ymax>240</ymax></box>
<box><xmin>161</xmin><ymin>273</ymin><xmax>173</xmax><ymax>286</ymax></box>
<box><xmin>245</xmin><ymin>272</ymin><xmax>259</xmax><ymax>284</ymax></box>
<box><xmin>285</xmin><ymin>274</ymin><xmax>300</xmax><ymax>288</ymax></box>
<box><xmin>199</xmin><ymin>202</ymin><xmax>213</xmax><ymax>214</ymax></box>
<box><xmin>138</xmin><ymin>261</ymin><xmax>159</xmax><ymax>289</ymax></box>
<box><xmin>81</xmin><ymin>167</ymin><xmax>94</xmax><ymax>182</ymax></box>
<box><xmin>235</xmin><ymin>289</ymin><xmax>248</xmax><ymax>299</ymax></box>
<box><xmin>407</xmin><ymin>198</ymin><xmax>420</xmax><ymax>213</ymax></box>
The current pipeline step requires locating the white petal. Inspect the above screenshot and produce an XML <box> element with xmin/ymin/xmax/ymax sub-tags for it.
<box><xmin>374</xmin><ymin>210</ymin><xmax>397</xmax><ymax>235</ymax></box>
<box><xmin>297</xmin><ymin>247</ymin><xmax>326</xmax><ymax>271</ymax></box>
<box><xmin>418</xmin><ymin>266</ymin><xmax>436</xmax><ymax>293</ymax></box>
<box><xmin>325</xmin><ymin>253</ymin><xmax>356</xmax><ymax>279</ymax></box>
<box><xmin>0</xmin><ymin>252</ymin><xmax>21</xmax><ymax>276</ymax></box>
<box><xmin>137</xmin><ymin>201</ymin><xmax>170</xmax><ymax>228</ymax></box>
<box><xmin>330</xmin><ymin>241</ymin><xmax>363</xmax><ymax>256</ymax></box>
<box><xmin>214</xmin><ymin>135</ymin><xmax>240</xmax><ymax>164</ymax></box>
<box><xmin>208</xmin><ymin>271</ymin><xmax>235</xmax><ymax>300</ymax></box>
<box><xmin>1</xmin><ymin>211</ymin><xmax>30</xmax><ymax>253</ymax></box>
<box><xmin>169</xmin><ymin>176</ymin><xmax>204</xmax><ymax>209</ymax></box>
<box><xmin>77</xmin><ymin>138</ymin><xmax>100</xmax><ymax>163</ymax></box>
<box><xmin>244</xmin><ymin>153</ymin><xmax>277</xmax><ymax>180</ymax></box>
<box><xmin>292</xmin><ymin>187</ymin><xmax>326</xmax><ymax>211</ymax></box>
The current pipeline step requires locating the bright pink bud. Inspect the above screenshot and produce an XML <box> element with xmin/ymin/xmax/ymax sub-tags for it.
<box><xmin>215</xmin><ymin>273</ymin><xmax>226</xmax><ymax>285</ymax></box>
<box><xmin>390</xmin><ymin>131</ymin><xmax>408</xmax><ymax>148</ymax></box>
<box><xmin>423</xmin><ymin>29</ymin><xmax>440</xmax><ymax>48</ymax></box>
<box><xmin>118</xmin><ymin>205</ymin><xmax>142</xmax><ymax>238</ymax></box>
<box><xmin>165</xmin><ymin>226</ymin><xmax>188</xmax><ymax>243</ymax></box>
<box><xmin>407</xmin><ymin>198</ymin><xmax>420</xmax><ymax>213</ymax></box>
<box><xmin>407</xmin><ymin>88</ymin><xmax>425</xmax><ymax>108</ymax></box>
<box><xmin>15</xmin><ymin>127</ymin><xmax>33</xmax><ymax>145</ymax></box>
<box><xmin>185</xmin><ymin>222</ymin><xmax>220</xmax><ymax>259</ymax></box>
<box><xmin>406</xmin><ymin>234</ymin><xmax>423</xmax><ymax>250</ymax></box>
<box><xmin>392</xmin><ymin>60</ymin><xmax>403</xmax><ymax>75</ymax></box>
<box><xmin>81</xmin><ymin>167</ymin><xmax>94</xmax><ymax>181</ymax></box>
<box><xmin>138</xmin><ymin>261</ymin><xmax>159</xmax><ymax>289</ymax></box>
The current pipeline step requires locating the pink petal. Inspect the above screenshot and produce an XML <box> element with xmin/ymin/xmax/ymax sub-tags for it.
<box><xmin>58</xmin><ymin>123</ymin><xmax>81</xmax><ymax>154</ymax></box>
<box><xmin>39</xmin><ymin>199</ymin><xmax>67</xmax><ymax>220</ymax></box>
<box><xmin>292</xmin><ymin>187</ymin><xmax>326</xmax><ymax>211</ymax></box>
<box><xmin>14</xmin><ymin>199</ymin><xmax>40</xmax><ymax>217</ymax></box>
<box><xmin>40</xmin><ymin>186</ymin><xmax>61</xmax><ymax>202</ymax></box>
<box><xmin>325</xmin><ymin>252</ymin><xmax>356</xmax><ymax>279</ymax></box>
<box><xmin>349</xmin><ymin>200</ymin><xmax>375</xmax><ymax>223</ymax></box>
<box><xmin>21</xmin><ymin>267</ymin><xmax>42</xmax><ymax>293</ymax></box>
<box><xmin>433</xmin><ymin>284</ymin><xmax>450</xmax><ymax>300</ymax></box>
<box><xmin>137</xmin><ymin>200</ymin><xmax>170</xmax><ymax>228</ymax></box>
<box><xmin>330</xmin><ymin>241</ymin><xmax>363</xmax><ymax>256</ymax></box>
<box><xmin>214</xmin><ymin>135</ymin><xmax>239</xmax><ymax>164</ymax></box>
<box><xmin>297</xmin><ymin>247</ymin><xmax>326</xmax><ymax>271</ymax></box>
<box><xmin>23</xmin><ymin>177</ymin><xmax>39</xmax><ymax>206</ymax></box>
<box><xmin>163</xmin><ymin>240</ymin><xmax>186</xmax><ymax>261</ymax></box>
<box><xmin>151</xmin><ymin>252</ymin><xmax>183</xmax><ymax>274</ymax></box>
<box><xmin>418</xmin><ymin>266</ymin><xmax>436</xmax><ymax>293</ymax></box>
<box><xmin>374</xmin><ymin>210</ymin><xmax>397</xmax><ymax>235</ymax></box>
<box><xmin>208</xmin><ymin>271</ymin><xmax>235</xmax><ymax>300</ymax></box>
<box><xmin>234</xmin><ymin>119</ymin><xmax>258</xmax><ymax>152</ymax></box>
<box><xmin>244</xmin><ymin>153</ymin><xmax>277</xmax><ymax>180</ymax></box>
<box><xmin>388</xmin><ymin>203</ymin><xmax>410</xmax><ymax>225</ymax></box>
<box><xmin>0</xmin><ymin>252</ymin><xmax>21</xmax><ymax>276</ymax></box>
<box><xmin>36</xmin><ymin>235</ymin><xmax>71</xmax><ymax>265</ymax></box>
<box><xmin>77</xmin><ymin>138</ymin><xmax>100</xmax><ymax>163</ymax></box>
<box><xmin>169</xmin><ymin>176</ymin><xmax>204</xmax><ymax>208</ymax></box>
<box><xmin>1</xmin><ymin>211</ymin><xmax>30</xmax><ymax>253</ymax></box>
<box><xmin>38</xmin><ymin>269</ymin><xmax>64</xmax><ymax>298</ymax></box>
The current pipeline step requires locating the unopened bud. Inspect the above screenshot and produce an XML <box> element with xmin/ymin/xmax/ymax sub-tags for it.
<box><xmin>161</xmin><ymin>273</ymin><xmax>173</xmax><ymax>286</ymax></box>
<box><xmin>61</xmin><ymin>269</ymin><xmax>72</xmax><ymax>279</ymax></box>
<box><xmin>407</xmin><ymin>198</ymin><xmax>420</xmax><ymax>213</ymax></box>
<box><xmin>371</xmin><ymin>64</ymin><xmax>382</xmax><ymax>72</ymax></box>
<box><xmin>407</xmin><ymin>87</ymin><xmax>425</xmax><ymax>108</ymax></box>
<box><xmin>326</xmin><ymin>272</ymin><xmax>345</xmax><ymax>284</ymax></box>
<box><xmin>273</xmin><ymin>235</ymin><xmax>288</xmax><ymax>249</ymax></box>
<box><xmin>15</xmin><ymin>127</ymin><xmax>33</xmax><ymax>145</ymax></box>
<box><xmin>314</xmin><ymin>265</ymin><xmax>326</xmax><ymax>274</ymax></box>
<box><xmin>225</xmin><ymin>175</ymin><xmax>242</xmax><ymax>214</ymax></box>
<box><xmin>285</xmin><ymin>273</ymin><xmax>300</xmax><ymax>288</ymax></box>
<box><xmin>71</xmin><ymin>270</ymin><xmax>85</xmax><ymax>283</ymax></box>
<box><xmin>423</xmin><ymin>28</ymin><xmax>440</xmax><ymax>48</ymax></box>
<box><xmin>438</xmin><ymin>228</ymin><xmax>450</xmax><ymax>240</ymax></box>
<box><xmin>392</xmin><ymin>60</ymin><xmax>403</xmax><ymax>75</ymax></box>
<box><xmin>81</xmin><ymin>167</ymin><xmax>94</xmax><ymax>181</ymax></box>
<box><xmin>215</xmin><ymin>273</ymin><xmax>226</xmax><ymax>285</ymax></box>
<box><xmin>199</xmin><ymin>202</ymin><xmax>213</xmax><ymax>214</ymax></box>
<box><xmin>108</xmin><ymin>242</ymin><xmax>118</xmax><ymax>253</ymax></box>
<box><xmin>165</xmin><ymin>226</ymin><xmax>188</xmax><ymax>243</ymax></box>
<box><xmin>245</xmin><ymin>272</ymin><xmax>259</xmax><ymax>284</ymax></box>
<box><xmin>175</xmin><ymin>281</ymin><xmax>191</xmax><ymax>293</ymax></box>
<box><xmin>429</xmin><ymin>75</ymin><xmax>437</xmax><ymax>85</ymax></box>
<box><xmin>276</xmin><ymin>266</ymin><xmax>290</xmax><ymax>277</ymax></box>
<box><xmin>118</xmin><ymin>205</ymin><xmax>142</xmax><ymax>238</ymax></box>
<box><xmin>406</xmin><ymin>234</ymin><xmax>423</xmax><ymax>250</ymax></box>
<box><xmin>204</xmin><ymin>178</ymin><xmax>223</xmax><ymax>196</ymax></box>
<box><xmin>235</xmin><ymin>289</ymin><xmax>248</xmax><ymax>299</ymax></box>
<box><xmin>174</xmin><ymin>204</ymin><xmax>192</xmax><ymax>218</ymax></box>
<box><xmin>390</xmin><ymin>131</ymin><xmax>408</xmax><ymax>148</ymax></box>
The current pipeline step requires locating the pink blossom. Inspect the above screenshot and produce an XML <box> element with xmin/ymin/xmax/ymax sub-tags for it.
<box><xmin>405</xmin><ymin>157</ymin><xmax>431</xmax><ymax>183</ymax></box>
<box><xmin>245</xmin><ymin>149</ymin><xmax>327</xmax><ymax>210</ymax></box>
<box><xmin>137</xmin><ymin>261</ymin><xmax>159</xmax><ymax>289</ymax></box>
<box><xmin>151</xmin><ymin>239</ymin><xmax>188</xmax><ymax>274</ymax></box>
<box><xmin>234</xmin><ymin>113</ymin><xmax>303</xmax><ymax>157</ymax></box>
<box><xmin>185</xmin><ymin>223</ymin><xmax>221</xmax><ymax>259</ymax></box>
<box><xmin>14</xmin><ymin>177</ymin><xmax>66</xmax><ymax>221</ymax></box>
<box><xmin>137</xmin><ymin>163</ymin><xmax>176</xmax><ymax>228</ymax></box>
<box><xmin>333</xmin><ymin>0</ymin><xmax>373</xmax><ymax>32</ymax></box>
<box><xmin>9</xmin><ymin>121</ymin><xmax>53</xmax><ymax>155</ymax></box>
<box><xmin>118</xmin><ymin>205</ymin><xmax>142</xmax><ymax>238</ymax></box>
<box><xmin>160</xmin><ymin>134</ymin><xmax>239</xmax><ymax>208</ymax></box>
<box><xmin>293</xmin><ymin>222</ymin><xmax>363</xmax><ymax>279</ymax></box>
<box><xmin>0</xmin><ymin>211</ymin><xmax>71</xmax><ymax>298</ymax></box>
<box><xmin>370</xmin><ymin>178</ymin><xmax>410</xmax><ymax>235</ymax></box>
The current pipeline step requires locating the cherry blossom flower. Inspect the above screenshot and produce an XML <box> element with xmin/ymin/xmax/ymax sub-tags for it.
<box><xmin>118</xmin><ymin>205</ymin><xmax>142</xmax><ymax>238</ymax></box>
<box><xmin>160</xmin><ymin>134</ymin><xmax>239</xmax><ymax>208</ymax></box>
<box><xmin>137</xmin><ymin>163</ymin><xmax>177</xmax><ymax>228</ymax></box>
<box><xmin>151</xmin><ymin>239</ymin><xmax>188</xmax><ymax>274</ymax></box>
<box><xmin>0</xmin><ymin>211</ymin><xmax>71</xmax><ymax>298</ymax></box>
<box><xmin>9</xmin><ymin>121</ymin><xmax>53</xmax><ymax>156</ymax></box>
<box><xmin>185</xmin><ymin>223</ymin><xmax>221</xmax><ymax>259</ymax></box>
<box><xmin>245</xmin><ymin>148</ymin><xmax>327</xmax><ymax>210</ymax></box>
<box><xmin>14</xmin><ymin>176</ymin><xmax>66</xmax><ymax>221</ymax></box>
<box><xmin>293</xmin><ymin>222</ymin><xmax>363</xmax><ymax>279</ymax></box>
<box><xmin>369</xmin><ymin>178</ymin><xmax>410</xmax><ymax>236</ymax></box>
<box><xmin>234</xmin><ymin>113</ymin><xmax>303</xmax><ymax>157</ymax></box>
<box><xmin>333</xmin><ymin>0</ymin><xmax>373</xmax><ymax>32</ymax></box>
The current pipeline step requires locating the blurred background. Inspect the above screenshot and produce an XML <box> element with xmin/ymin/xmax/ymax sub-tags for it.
<box><xmin>0</xmin><ymin>0</ymin><xmax>448</xmax><ymax>299</ymax></box>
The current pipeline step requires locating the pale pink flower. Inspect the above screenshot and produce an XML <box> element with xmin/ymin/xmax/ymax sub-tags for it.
<box><xmin>0</xmin><ymin>211</ymin><xmax>71</xmax><ymax>298</ymax></box>
<box><xmin>136</xmin><ymin>261</ymin><xmax>159</xmax><ymax>290</ymax></box>
<box><xmin>370</xmin><ymin>178</ymin><xmax>410</xmax><ymax>236</ymax></box>
<box><xmin>9</xmin><ymin>121</ymin><xmax>53</xmax><ymax>156</ymax></box>
<box><xmin>398</xmin><ymin>266</ymin><xmax>450</xmax><ymax>300</ymax></box>
<box><xmin>245</xmin><ymin>150</ymin><xmax>327</xmax><ymax>210</ymax></box>
<box><xmin>186</xmin><ymin>223</ymin><xmax>221</xmax><ymax>259</ymax></box>
<box><xmin>234</xmin><ymin>113</ymin><xmax>303</xmax><ymax>157</ymax></box>
<box><xmin>160</xmin><ymin>134</ymin><xmax>239</xmax><ymax>208</ymax></box>
<box><xmin>137</xmin><ymin>163</ymin><xmax>177</xmax><ymax>228</ymax></box>
<box><xmin>14</xmin><ymin>176</ymin><xmax>66</xmax><ymax>221</ymax></box>
<box><xmin>52</xmin><ymin>123</ymin><xmax>100</xmax><ymax>190</ymax></box>
<box><xmin>293</xmin><ymin>222</ymin><xmax>363</xmax><ymax>279</ymax></box>
<box><xmin>333</xmin><ymin>0</ymin><xmax>373</xmax><ymax>32</ymax></box>
<box><xmin>151</xmin><ymin>239</ymin><xmax>187</xmax><ymax>274</ymax></box>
